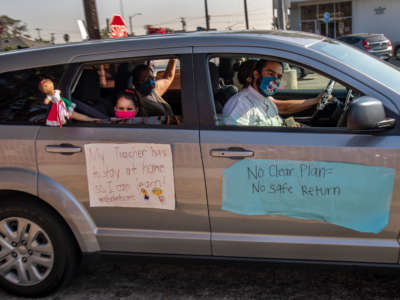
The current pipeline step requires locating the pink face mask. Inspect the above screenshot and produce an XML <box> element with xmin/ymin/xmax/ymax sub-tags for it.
<box><xmin>115</xmin><ymin>110</ymin><xmax>136</xmax><ymax>119</ymax></box>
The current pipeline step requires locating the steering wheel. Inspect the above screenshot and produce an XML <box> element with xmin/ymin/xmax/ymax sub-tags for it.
<box><xmin>311</xmin><ymin>80</ymin><xmax>336</xmax><ymax>120</ymax></box>
<box><xmin>317</xmin><ymin>80</ymin><xmax>335</xmax><ymax>111</ymax></box>
<box><xmin>336</xmin><ymin>88</ymin><xmax>353</xmax><ymax>127</ymax></box>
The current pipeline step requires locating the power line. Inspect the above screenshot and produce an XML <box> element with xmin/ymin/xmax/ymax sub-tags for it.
<box><xmin>153</xmin><ymin>10</ymin><xmax>267</xmax><ymax>26</ymax></box>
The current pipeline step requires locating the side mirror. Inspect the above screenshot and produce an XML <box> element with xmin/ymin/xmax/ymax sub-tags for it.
<box><xmin>347</xmin><ymin>96</ymin><xmax>396</xmax><ymax>130</ymax></box>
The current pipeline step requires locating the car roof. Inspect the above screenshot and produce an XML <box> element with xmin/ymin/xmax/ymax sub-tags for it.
<box><xmin>339</xmin><ymin>33</ymin><xmax>385</xmax><ymax>39</ymax></box>
<box><xmin>0</xmin><ymin>30</ymin><xmax>324</xmax><ymax>73</ymax></box>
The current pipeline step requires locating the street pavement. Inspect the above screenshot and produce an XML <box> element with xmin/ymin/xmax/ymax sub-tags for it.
<box><xmin>0</xmin><ymin>254</ymin><xmax>400</xmax><ymax>299</ymax></box>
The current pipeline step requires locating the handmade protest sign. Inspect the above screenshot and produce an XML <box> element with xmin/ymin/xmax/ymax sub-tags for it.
<box><xmin>222</xmin><ymin>159</ymin><xmax>395</xmax><ymax>233</ymax></box>
<box><xmin>85</xmin><ymin>143</ymin><xmax>175</xmax><ymax>209</ymax></box>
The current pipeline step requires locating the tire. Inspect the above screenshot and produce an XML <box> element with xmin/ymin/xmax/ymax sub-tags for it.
<box><xmin>0</xmin><ymin>198</ymin><xmax>80</xmax><ymax>297</ymax></box>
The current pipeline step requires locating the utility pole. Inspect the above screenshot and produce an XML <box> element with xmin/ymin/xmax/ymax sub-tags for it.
<box><xmin>243</xmin><ymin>0</ymin><xmax>249</xmax><ymax>30</ymax></box>
<box><xmin>82</xmin><ymin>0</ymin><xmax>101</xmax><ymax>39</ymax></box>
<box><xmin>120</xmin><ymin>0</ymin><xmax>125</xmax><ymax>19</ymax></box>
<box><xmin>50</xmin><ymin>33</ymin><xmax>55</xmax><ymax>44</ymax></box>
<box><xmin>35</xmin><ymin>28</ymin><xmax>42</xmax><ymax>41</ymax></box>
<box><xmin>180</xmin><ymin>17</ymin><xmax>187</xmax><ymax>31</ymax></box>
<box><xmin>277</xmin><ymin>0</ymin><xmax>286</xmax><ymax>30</ymax></box>
<box><xmin>129</xmin><ymin>13</ymin><xmax>142</xmax><ymax>36</ymax></box>
<box><xmin>204</xmin><ymin>0</ymin><xmax>210</xmax><ymax>30</ymax></box>
<box><xmin>129</xmin><ymin>16</ymin><xmax>133</xmax><ymax>35</ymax></box>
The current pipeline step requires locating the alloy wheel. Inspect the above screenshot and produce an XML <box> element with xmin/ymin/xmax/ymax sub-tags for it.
<box><xmin>0</xmin><ymin>217</ymin><xmax>54</xmax><ymax>286</ymax></box>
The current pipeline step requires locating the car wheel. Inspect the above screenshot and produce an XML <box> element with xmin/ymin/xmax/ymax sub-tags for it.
<box><xmin>0</xmin><ymin>198</ymin><xmax>79</xmax><ymax>297</ymax></box>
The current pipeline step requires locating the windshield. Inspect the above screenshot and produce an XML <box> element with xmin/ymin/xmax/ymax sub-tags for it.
<box><xmin>309</xmin><ymin>40</ymin><xmax>400</xmax><ymax>94</ymax></box>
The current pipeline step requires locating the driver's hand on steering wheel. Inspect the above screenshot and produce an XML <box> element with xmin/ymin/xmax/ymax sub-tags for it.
<box><xmin>316</xmin><ymin>91</ymin><xmax>334</xmax><ymax>103</ymax></box>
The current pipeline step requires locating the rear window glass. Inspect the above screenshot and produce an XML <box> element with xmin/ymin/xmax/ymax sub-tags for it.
<box><xmin>367</xmin><ymin>35</ymin><xmax>387</xmax><ymax>43</ymax></box>
<box><xmin>0</xmin><ymin>65</ymin><xmax>66</xmax><ymax>124</ymax></box>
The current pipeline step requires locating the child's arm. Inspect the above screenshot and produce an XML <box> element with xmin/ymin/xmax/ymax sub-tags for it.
<box><xmin>43</xmin><ymin>96</ymin><xmax>51</xmax><ymax>105</ymax></box>
<box><xmin>71</xmin><ymin>111</ymin><xmax>99</xmax><ymax>122</ymax></box>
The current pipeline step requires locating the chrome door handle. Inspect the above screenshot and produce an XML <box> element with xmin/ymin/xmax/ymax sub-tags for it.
<box><xmin>45</xmin><ymin>144</ymin><xmax>82</xmax><ymax>154</ymax></box>
<box><xmin>210</xmin><ymin>148</ymin><xmax>254</xmax><ymax>158</ymax></box>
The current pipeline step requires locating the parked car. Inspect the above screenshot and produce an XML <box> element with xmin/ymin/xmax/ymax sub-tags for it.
<box><xmin>337</xmin><ymin>33</ymin><xmax>393</xmax><ymax>60</ymax></box>
<box><xmin>0</xmin><ymin>30</ymin><xmax>400</xmax><ymax>297</ymax></box>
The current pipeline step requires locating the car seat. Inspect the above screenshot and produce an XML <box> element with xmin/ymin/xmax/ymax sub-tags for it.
<box><xmin>73</xmin><ymin>69</ymin><xmax>114</xmax><ymax>117</ymax></box>
<box><xmin>114</xmin><ymin>63</ymin><xmax>134</xmax><ymax>93</ymax></box>
<box><xmin>209</xmin><ymin>62</ymin><xmax>238</xmax><ymax>114</ymax></box>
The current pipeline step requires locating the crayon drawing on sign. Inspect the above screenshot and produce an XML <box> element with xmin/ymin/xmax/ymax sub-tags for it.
<box><xmin>84</xmin><ymin>143</ymin><xmax>175</xmax><ymax>209</ymax></box>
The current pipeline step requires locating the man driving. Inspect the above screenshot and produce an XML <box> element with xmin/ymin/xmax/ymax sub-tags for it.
<box><xmin>223</xmin><ymin>59</ymin><xmax>329</xmax><ymax>127</ymax></box>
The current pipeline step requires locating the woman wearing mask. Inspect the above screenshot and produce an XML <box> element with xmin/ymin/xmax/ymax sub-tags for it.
<box><xmin>114</xmin><ymin>89</ymin><xmax>140</xmax><ymax>119</ymax></box>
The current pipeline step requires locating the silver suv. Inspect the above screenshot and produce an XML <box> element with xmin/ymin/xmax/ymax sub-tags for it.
<box><xmin>0</xmin><ymin>31</ymin><xmax>399</xmax><ymax>297</ymax></box>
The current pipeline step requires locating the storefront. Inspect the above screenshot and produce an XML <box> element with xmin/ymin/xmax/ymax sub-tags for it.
<box><xmin>290</xmin><ymin>1</ymin><xmax>352</xmax><ymax>38</ymax></box>
<box><xmin>289</xmin><ymin>0</ymin><xmax>400</xmax><ymax>50</ymax></box>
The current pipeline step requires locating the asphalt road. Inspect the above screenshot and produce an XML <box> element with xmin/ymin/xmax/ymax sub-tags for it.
<box><xmin>0</xmin><ymin>255</ymin><xmax>399</xmax><ymax>300</ymax></box>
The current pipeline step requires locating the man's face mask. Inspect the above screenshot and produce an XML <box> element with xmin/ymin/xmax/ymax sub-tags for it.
<box><xmin>259</xmin><ymin>76</ymin><xmax>280</xmax><ymax>97</ymax></box>
<box><xmin>115</xmin><ymin>110</ymin><xmax>136</xmax><ymax>119</ymax></box>
<box><xmin>140</xmin><ymin>79</ymin><xmax>156</xmax><ymax>96</ymax></box>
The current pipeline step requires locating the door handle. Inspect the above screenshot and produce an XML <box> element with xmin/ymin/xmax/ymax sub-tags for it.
<box><xmin>210</xmin><ymin>147</ymin><xmax>254</xmax><ymax>158</ymax></box>
<box><xmin>45</xmin><ymin>144</ymin><xmax>82</xmax><ymax>155</ymax></box>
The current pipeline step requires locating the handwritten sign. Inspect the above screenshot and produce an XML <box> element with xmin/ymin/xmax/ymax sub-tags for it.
<box><xmin>222</xmin><ymin>159</ymin><xmax>395</xmax><ymax>233</ymax></box>
<box><xmin>85</xmin><ymin>143</ymin><xmax>175</xmax><ymax>209</ymax></box>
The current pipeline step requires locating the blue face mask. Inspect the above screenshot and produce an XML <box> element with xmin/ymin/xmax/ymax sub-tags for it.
<box><xmin>259</xmin><ymin>77</ymin><xmax>280</xmax><ymax>97</ymax></box>
<box><xmin>140</xmin><ymin>79</ymin><xmax>156</xmax><ymax>96</ymax></box>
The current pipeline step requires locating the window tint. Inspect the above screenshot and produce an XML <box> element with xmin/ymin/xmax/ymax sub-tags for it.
<box><xmin>0</xmin><ymin>65</ymin><xmax>65</xmax><ymax>124</ymax></box>
<box><xmin>310</xmin><ymin>40</ymin><xmax>400</xmax><ymax>94</ymax></box>
<box><xmin>341</xmin><ymin>37</ymin><xmax>358</xmax><ymax>44</ymax></box>
<box><xmin>282</xmin><ymin>65</ymin><xmax>346</xmax><ymax>92</ymax></box>
<box><xmin>367</xmin><ymin>35</ymin><xmax>387</xmax><ymax>43</ymax></box>
<box><xmin>70</xmin><ymin>57</ymin><xmax>183</xmax><ymax>126</ymax></box>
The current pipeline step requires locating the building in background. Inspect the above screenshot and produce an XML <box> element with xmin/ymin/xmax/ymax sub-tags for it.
<box><xmin>289</xmin><ymin>0</ymin><xmax>400</xmax><ymax>52</ymax></box>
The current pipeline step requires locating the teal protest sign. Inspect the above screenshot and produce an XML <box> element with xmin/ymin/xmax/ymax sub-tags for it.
<box><xmin>222</xmin><ymin>159</ymin><xmax>395</xmax><ymax>233</ymax></box>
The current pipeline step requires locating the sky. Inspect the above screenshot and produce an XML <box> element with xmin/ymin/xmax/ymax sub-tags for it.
<box><xmin>1</xmin><ymin>0</ymin><xmax>273</xmax><ymax>43</ymax></box>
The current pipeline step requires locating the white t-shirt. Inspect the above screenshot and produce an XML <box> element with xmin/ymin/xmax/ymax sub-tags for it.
<box><xmin>222</xmin><ymin>86</ymin><xmax>283</xmax><ymax>127</ymax></box>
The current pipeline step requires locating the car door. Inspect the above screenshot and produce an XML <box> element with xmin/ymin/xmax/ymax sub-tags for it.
<box><xmin>36</xmin><ymin>50</ymin><xmax>211</xmax><ymax>255</ymax></box>
<box><xmin>195</xmin><ymin>48</ymin><xmax>400</xmax><ymax>263</ymax></box>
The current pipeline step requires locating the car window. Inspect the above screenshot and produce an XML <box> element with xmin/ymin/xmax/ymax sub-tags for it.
<box><xmin>281</xmin><ymin>64</ymin><xmax>346</xmax><ymax>92</ymax></box>
<box><xmin>0</xmin><ymin>65</ymin><xmax>66</xmax><ymax>125</ymax></box>
<box><xmin>70</xmin><ymin>57</ymin><xmax>183</xmax><ymax>126</ymax></box>
<box><xmin>367</xmin><ymin>35</ymin><xmax>387</xmax><ymax>43</ymax></box>
<box><xmin>208</xmin><ymin>55</ymin><xmax>360</xmax><ymax>129</ymax></box>
<box><xmin>342</xmin><ymin>37</ymin><xmax>359</xmax><ymax>44</ymax></box>
<box><xmin>310</xmin><ymin>39</ymin><xmax>400</xmax><ymax>95</ymax></box>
